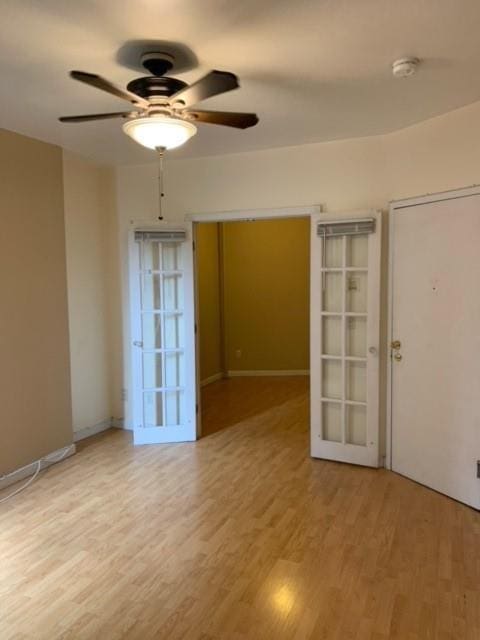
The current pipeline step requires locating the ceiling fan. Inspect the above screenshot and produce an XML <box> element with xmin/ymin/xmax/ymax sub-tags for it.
<box><xmin>59</xmin><ymin>52</ymin><xmax>259</xmax><ymax>150</ymax></box>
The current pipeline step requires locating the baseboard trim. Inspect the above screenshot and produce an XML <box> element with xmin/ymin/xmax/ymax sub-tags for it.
<box><xmin>73</xmin><ymin>419</ymin><xmax>113</xmax><ymax>442</ymax></box>
<box><xmin>227</xmin><ymin>369</ymin><xmax>310</xmax><ymax>377</ymax></box>
<box><xmin>200</xmin><ymin>372</ymin><xmax>224</xmax><ymax>387</ymax></box>
<box><xmin>0</xmin><ymin>443</ymin><xmax>76</xmax><ymax>492</ymax></box>
<box><xmin>111</xmin><ymin>417</ymin><xmax>124</xmax><ymax>429</ymax></box>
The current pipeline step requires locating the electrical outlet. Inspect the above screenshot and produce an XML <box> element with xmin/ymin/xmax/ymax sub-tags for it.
<box><xmin>121</xmin><ymin>388</ymin><xmax>127</xmax><ymax>402</ymax></box>
<box><xmin>235</xmin><ymin>349</ymin><xmax>242</xmax><ymax>359</ymax></box>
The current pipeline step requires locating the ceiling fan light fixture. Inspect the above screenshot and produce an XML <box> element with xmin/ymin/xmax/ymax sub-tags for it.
<box><xmin>122</xmin><ymin>114</ymin><xmax>197</xmax><ymax>150</ymax></box>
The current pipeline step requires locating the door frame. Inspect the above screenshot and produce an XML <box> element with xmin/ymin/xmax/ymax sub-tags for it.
<box><xmin>386</xmin><ymin>184</ymin><xmax>480</xmax><ymax>470</ymax></box>
<box><xmin>188</xmin><ymin>205</ymin><xmax>321</xmax><ymax>437</ymax></box>
<box><xmin>187</xmin><ymin>205</ymin><xmax>320</xmax><ymax>223</ymax></box>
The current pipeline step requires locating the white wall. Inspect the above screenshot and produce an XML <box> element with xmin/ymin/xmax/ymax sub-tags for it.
<box><xmin>387</xmin><ymin>100</ymin><xmax>480</xmax><ymax>199</ymax></box>
<box><xmin>63</xmin><ymin>151</ymin><xmax>120</xmax><ymax>436</ymax></box>
<box><xmin>115</xmin><ymin>99</ymin><xmax>480</xmax><ymax>430</ymax></box>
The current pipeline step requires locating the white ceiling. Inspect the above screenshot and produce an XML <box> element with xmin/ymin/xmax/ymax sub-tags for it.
<box><xmin>1</xmin><ymin>0</ymin><xmax>480</xmax><ymax>165</ymax></box>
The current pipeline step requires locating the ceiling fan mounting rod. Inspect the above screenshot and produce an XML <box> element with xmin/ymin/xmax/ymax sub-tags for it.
<box><xmin>141</xmin><ymin>51</ymin><xmax>175</xmax><ymax>77</ymax></box>
<box><xmin>156</xmin><ymin>146</ymin><xmax>166</xmax><ymax>221</ymax></box>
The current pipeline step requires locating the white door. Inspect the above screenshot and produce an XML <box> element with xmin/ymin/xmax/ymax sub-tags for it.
<box><xmin>129</xmin><ymin>225</ymin><xmax>197</xmax><ymax>444</ymax></box>
<box><xmin>310</xmin><ymin>212</ymin><xmax>381</xmax><ymax>466</ymax></box>
<box><xmin>390</xmin><ymin>190</ymin><xmax>480</xmax><ymax>509</ymax></box>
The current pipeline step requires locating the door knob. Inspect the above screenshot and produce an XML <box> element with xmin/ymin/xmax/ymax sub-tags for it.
<box><xmin>394</xmin><ymin>352</ymin><xmax>402</xmax><ymax>361</ymax></box>
<box><xmin>391</xmin><ymin>340</ymin><xmax>401</xmax><ymax>350</ymax></box>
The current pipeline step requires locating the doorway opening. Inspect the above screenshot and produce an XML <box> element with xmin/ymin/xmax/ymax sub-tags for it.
<box><xmin>194</xmin><ymin>216</ymin><xmax>311</xmax><ymax>439</ymax></box>
<box><xmin>128</xmin><ymin>206</ymin><xmax>380</xmax><ymax>465</ymax></box>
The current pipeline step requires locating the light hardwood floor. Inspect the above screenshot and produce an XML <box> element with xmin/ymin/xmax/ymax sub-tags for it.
<box><xmin>0</xmin><ymin>377</ymin><xmax>479</xmax><ymax>640</ymax></box>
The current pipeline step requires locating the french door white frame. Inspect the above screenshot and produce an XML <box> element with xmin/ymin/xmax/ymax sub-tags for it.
<box><xmin>310</xmin><ymin>210</ymin><xmax>382</xmax><ymax>467</ymax></box>
<box><xmin>188</xmin><ymin>205</ymin><xmax>321</xmax><ymax>438</ymax></box>
<box><xmin>129</xmin><ymin>221</ymin><xmax>197</xmax><ymax>444</ymax></box>
<box><xmin>386</xmin><ymin>185</ymin><xmax>480</xmax><ymax>470</ymax></box>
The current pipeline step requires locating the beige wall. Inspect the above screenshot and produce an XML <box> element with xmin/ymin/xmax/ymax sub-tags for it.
<box><xmin>101</xmin><ymin>168</ymin><xmax>123</xmax><ymax>423</ymax></box>
<box><xmin>63</xmin><ymin>151</ymin><xmax>120</xmax><ymax>434</ymax></box>
<box><xmin>387</xmin><ymin>100</ymin><xmax>480</xmax><ymax>200</ymax></box>
<box><xmin>0</xmin><ymin>129</ymin><xmax>72</xmax><ymax>474</ymax></box>
<box><xmin>222</xmin><ymin>218</ymin><xmax>310</xmax><ymax>372</ymax></box>
<box><xmin>196</xmin><ymin>223</ymin><xmax>223</xmax><ymax>382</ymax></box>
<box><xmin>115</xmin><ymin>98</ymin><xmax>480</xmax><ymax>432</ymax></box>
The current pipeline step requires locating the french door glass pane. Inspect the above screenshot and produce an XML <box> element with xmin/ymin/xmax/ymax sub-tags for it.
<box><xmin>142</xmin><ymin>242</ymin><xmax>162</xmax><ymax>271</ymax></box>
<box><xmin>346</xmin><ymin>317</ymin><xmax>367</xmax><ymax>357</ymax></box>
<box><xmin>143</xmin><ymin>391</ymin><xmax>164</xmax><ymax>427</ymax></box>
<box><xmin>322</xmin><ymin>402</ymin><xmax>342</xmax><ymax>442</ymax></box>
<box><xmin>322</xmin><ymin>272</ymin><xmax>343</xmax><ymax>312</ymax></box>
<box><xmin>142</xmin><ymin>314</ymin><xmax>162</xmax><ymax>349</ymax></box>
<box><xmin>346</xmin><ymin>235</ymin><xmax>368</xmax><ymax>268</ymax></box>
<box><xmin>164</xmin><ymin>313</ymin><xmax>183</xmax><ymax>348</ymax></box>
<box><xmin>346</xmin><ymin>271</ymin><xmax>367</xmax><ymax>313</ymax></box>
<box><xmin>163</xmin><ymin>274</ymin><xmax>183</xmax><ymax>310</ymax></box>
<box><xmin>345</xmin><ymin>361</ymin><xmax>366</xmax><ymax>402</ymax></box>
<box><xmin>322</xmin><ymin>316</ymin><xmax>342</xmax><ymax>355</ymax></box>
<box><xmin>164</xmin><ymin>352</ymin><xmax>184</xmax><ymax>387</ymax></box>
<box><xmin>143</xmin><ymin>353</ymin><xmax>163</xmax><ymax>388</ymax></box>
<box><xmin>165</xmin><ymin>391</ymin><xmax>183</xmax><ymax>426</ymax></box>
<box><xmin>346</xmin><ymin>405</ymin><xmax>367</xmax><ymax>446</ymax></box>
<box><xmin>162</xmin><ymin>242</ymin><xmax>182</xmax><ymax>270</ymax></box>
<box><xmin>142</xmin><ymin>274</ymin><xmax>162</xmax><ymax>310</ymax></box>
<box><xmin>325</xmin><ymin>237</ymin><xmax>343</xmax><ymax>267</ymax></box>
<box><xmin>322</xmin><ymin>359</ymin><xmax>342</xmax><ymax>399</ymax></box>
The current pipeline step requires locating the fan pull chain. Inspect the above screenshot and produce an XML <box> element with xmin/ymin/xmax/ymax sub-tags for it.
<box><xmin>155</xmin><ymin>146</ymin><xmax>166</xmax><ymax>220</ymax></box>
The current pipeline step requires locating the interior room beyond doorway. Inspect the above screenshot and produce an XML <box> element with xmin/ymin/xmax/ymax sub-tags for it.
<box><xmin>195</xmin><ymin>216</ymin><xmax>310</xmax><ymax>437</ymax></box>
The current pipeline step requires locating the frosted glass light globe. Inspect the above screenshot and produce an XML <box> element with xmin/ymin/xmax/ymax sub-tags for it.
<box><xmin>123</xmin><ymin>115</ymin><xmax>197</xmax><ymax>150</ymax></box>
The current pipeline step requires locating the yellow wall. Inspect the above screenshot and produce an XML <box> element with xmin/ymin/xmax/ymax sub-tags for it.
<box><xmin>196</xmin><ymin>218</ymin><xmax>310</xmax><ymax>377</ymax></box>
<box><xmin>223</xmin><ymin>217</ymin><xmax>310</xmax><ymax>372</ymax></box>
<box><xmin>196</xmin><ymin>223</ymin><xmax>223</xmax><ymax>382</ymax></box>
<box><xmin>0</xmin><ymin>129</ymin><xmax>73</xmax><ymax>474</ymax></box>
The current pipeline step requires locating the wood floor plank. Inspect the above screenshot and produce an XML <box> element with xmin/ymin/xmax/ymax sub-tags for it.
<box><xmin>0</xmin><ymin>377</ymin><xmax>478</xmax><ymax>639</ymax></box>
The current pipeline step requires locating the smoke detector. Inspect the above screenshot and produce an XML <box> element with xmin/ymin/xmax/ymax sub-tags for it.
<box><xmin>392</xmin><ymin>57</ymin><xmax>420</xmax><ymax>78</ymax></box>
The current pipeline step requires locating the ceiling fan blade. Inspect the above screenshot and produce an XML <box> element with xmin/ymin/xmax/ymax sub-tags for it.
<box><xmin>169</xmin><ymin>70</ymin><xmax>239</xmax><ymax>108</ymax></box>
<box><xmin>186</xmin><ymin>109</ymin><xmax>259</xmax><ymax>129</ymax></box>
<box><xmin>70</xmin><ymin>71</ymin><xmax>149</xmax><ymax>108</ymax></box>
<box><xmin>59</xmin><ymin>111</ymin><xmax>134</xmax><ymax>123</ymax></box>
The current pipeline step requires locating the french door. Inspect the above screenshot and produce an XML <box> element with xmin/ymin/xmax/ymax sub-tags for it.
<box><xmin>129</xmin><ymin>225</ymin><xmax>197</xmax><ymax>444</ymax></box>
<box><xmin>310</xmin><ymin>212</ymin><xmax>381</xmax><ymax>467</ymax></box>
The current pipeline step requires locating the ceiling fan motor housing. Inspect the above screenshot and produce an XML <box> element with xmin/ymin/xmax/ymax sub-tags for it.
<box><xmin>127</xmin><ymin>76</ymin><xmax>187</xmax><ymax>99</ymax></box>
<box><xmin>125</xmin><ymin>52</ymin><xmax>187</xmax><ymax>99</ymax></box>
